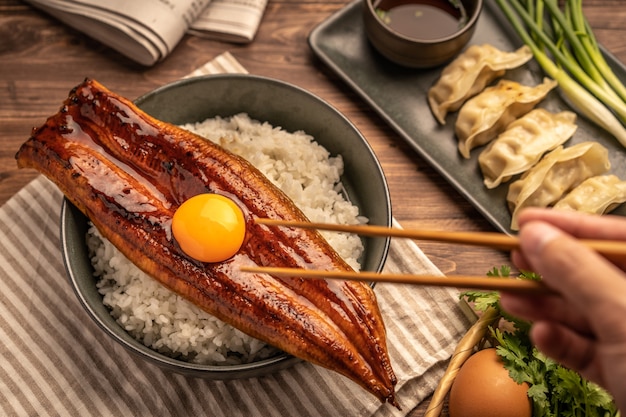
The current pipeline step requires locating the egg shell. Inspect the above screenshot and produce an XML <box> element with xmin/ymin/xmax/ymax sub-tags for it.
<box><xmin>448</xmin><ymin>348</ymin><xmax>532</xmax><ymax>417</ymax></box>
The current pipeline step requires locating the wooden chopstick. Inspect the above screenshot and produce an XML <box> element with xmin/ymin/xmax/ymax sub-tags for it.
<box><xmin>256</xmin><ymin>218</ymin><xmax>517</xmax><ymax>250</ymax></box>
<box><xmin>240</xmin><ymin>266</ymin><xmax>552</xmax><ymax>294</ymax></box>
<box><xmin>254</xmin><ymin>218</ymin><xmax>626</xmax><ymax>259</ymax></box>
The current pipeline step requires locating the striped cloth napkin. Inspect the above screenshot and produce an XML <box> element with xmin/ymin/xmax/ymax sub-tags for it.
<box><xmin>0</xmin><ymin>52</ymin><xmax>472</xmax><ymax>417</ymax></box>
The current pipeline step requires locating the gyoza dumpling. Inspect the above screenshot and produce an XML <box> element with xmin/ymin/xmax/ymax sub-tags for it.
<box><xmin>456</xmin><ymin>78</ymin><xmax>558</xmax><ymax>159</ymax></box>
<box><xmin>507</xmin><ymin>142</ymin><xmax>610</xmax><ymax>230</ymax></box>
<box><xmin>554</xmin><ymin>175</ymin><xmax>626</xmax><ymax>214</ymax></box>
<box><xmin>479</xmin><ymin>109</ymin><xmax>577</xmax><ymax>189</ymax></box>
<box><xmin>428</xmin><ymin>45</ymin><xmax>533</xmax><ymax>124</ymax></box>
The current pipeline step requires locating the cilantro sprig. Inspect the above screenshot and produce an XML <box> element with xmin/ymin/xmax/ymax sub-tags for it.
<box><xmin>461</xmin><ymin>266</ymin><xmax>619</xmax><ymax>417</ymax></box>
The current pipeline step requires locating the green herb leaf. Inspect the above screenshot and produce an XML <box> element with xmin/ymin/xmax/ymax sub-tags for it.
<box><xmin>461</xmin><ymin>265</ymin><xmax>619</xmax><ymax>416</ymax></box>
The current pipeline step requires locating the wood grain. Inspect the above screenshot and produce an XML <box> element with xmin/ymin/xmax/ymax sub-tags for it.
<box><xmin>1</xmin><ymin>1</ymin><xmax>625</xmax><ymax>415</ymax></box>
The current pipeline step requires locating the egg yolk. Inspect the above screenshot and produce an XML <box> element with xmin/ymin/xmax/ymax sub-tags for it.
<box><xmin>172</xmin><ymin>193</ymin><xmax>246</xmax><ymax>263</ymax></box>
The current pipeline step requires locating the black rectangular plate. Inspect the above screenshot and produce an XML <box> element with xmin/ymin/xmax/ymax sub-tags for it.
<box><xmin>308</xmin><ymin>0</ymin><xmax>626</xmax><ymax>234</ymax></box>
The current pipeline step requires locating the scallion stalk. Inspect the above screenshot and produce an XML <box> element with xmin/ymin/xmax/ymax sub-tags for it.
<box><xmin>542</xmin><ymin>0</ymin><xmax>615</xmax><ymax>99</ymax></box>
<box><xmin>567</xmin><ymin>0</ymin><xmax>626</xmax><ymax>103</ymax></box>
<box><xmin>494</xmin><ymin>0</ymin><xmax>626</xmax><ymax>148</ymax></box>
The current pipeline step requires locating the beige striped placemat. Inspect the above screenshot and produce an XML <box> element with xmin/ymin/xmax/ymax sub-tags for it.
<box><xmin>0</xmin><ymin>52</ymin><xmax>472</xmax><ymax>417</ymax></box>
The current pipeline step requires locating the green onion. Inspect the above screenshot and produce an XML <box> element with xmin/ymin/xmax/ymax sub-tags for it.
<box><xmin>494</xmin><ymin>0</ymin><xmax>626</xmax><ymax>148</ymax></box>
<box><xmin>567</xmin><ymin>0</ymin><xmax>626</xmax><ymax>103</ymax></box>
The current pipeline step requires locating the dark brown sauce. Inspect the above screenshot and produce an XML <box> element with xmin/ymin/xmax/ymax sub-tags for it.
<box><xmin>374</xmin><ymin>0</ymin><xmax>467</xmax><ymax>40</ymax></box>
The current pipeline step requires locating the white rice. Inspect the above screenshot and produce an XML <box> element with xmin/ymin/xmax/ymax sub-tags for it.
<box><xmin>88</xmin><ymin>113</ymin><xmax>367</xmax><ymax>365</ymax></box>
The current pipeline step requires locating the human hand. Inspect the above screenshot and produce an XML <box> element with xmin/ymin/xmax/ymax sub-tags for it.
<box><xmin>499</xmin><ymin>208</ymin><xmax>626</xmax><ymax>412</ymax></box>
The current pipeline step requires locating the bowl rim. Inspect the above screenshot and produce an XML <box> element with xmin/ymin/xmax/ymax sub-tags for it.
<box><xmin>61</xmin><ymin>73</ymin><xmax>392</xmax><ymax>378</ymax></box>
<box><xmin>365</xmin><ymin>0</ymin><xmax>484</xmax><ymax>44</ymax></box>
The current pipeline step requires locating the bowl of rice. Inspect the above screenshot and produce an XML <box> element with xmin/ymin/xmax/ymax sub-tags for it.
<box><xmin>61</xmin><ymin>74</ymin><xmax>392</xmax><ymax>379</ymax></box>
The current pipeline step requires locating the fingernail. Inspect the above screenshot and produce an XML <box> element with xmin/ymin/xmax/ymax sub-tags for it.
<box><xmin>520</xmin><ymin>221</ymin><xmax>562</xmax><ymax>257</ymax></box>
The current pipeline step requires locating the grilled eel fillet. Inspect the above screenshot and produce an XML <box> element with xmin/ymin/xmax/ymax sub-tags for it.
<box><xmin>15</xmin><ymin>78</ymin><xmax>398</xmax><ymax>407</ymax></box>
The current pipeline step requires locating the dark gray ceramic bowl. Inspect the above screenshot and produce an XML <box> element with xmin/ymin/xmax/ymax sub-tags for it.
<box><xmin>61</xmin><ymin>74</ymin><xmax>392</xmax><ymax>379</ymax></box>
<box><xmin>363</xmin><ymin>0</ymin><xmax>483</xmax><ymax>68</ymax></box>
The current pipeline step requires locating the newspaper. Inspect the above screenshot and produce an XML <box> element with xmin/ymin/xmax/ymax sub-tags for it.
<box><xmin>22</xmin><ymin>0</ymin><xmax>268</xmax><ymax>66</ymax></box>
<box><xmin>189</xmin><ymin>0</ymin><xmax>268</xmax><ymax>43</ymax></box>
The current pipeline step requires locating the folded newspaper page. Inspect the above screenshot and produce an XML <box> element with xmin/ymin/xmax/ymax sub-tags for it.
<box><xmin>189</xmin><ymin>0</ymin><xmax>268</xmax><ymax>44</ymax></box>
<box><xmin>23</xmin><ymin>0</ymin><xmax>268</xmax><ymax>66</ymax></box>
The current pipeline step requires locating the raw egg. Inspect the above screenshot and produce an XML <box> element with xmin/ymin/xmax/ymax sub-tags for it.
<box><xmin>172</xmin><ymin>193</ymin><xmax>246</xmax><ymax>263</ymax></box>
<box><xmin>448</xmin><ymin>348</ymin><xmax>532</xmax><ymax>417</ymax></box>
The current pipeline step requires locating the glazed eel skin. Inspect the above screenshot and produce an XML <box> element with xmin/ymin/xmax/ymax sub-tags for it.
<box><xmin>15</xmin><ymin>79</ymin><xmax>398</xmax><ymax>407</ymax></box>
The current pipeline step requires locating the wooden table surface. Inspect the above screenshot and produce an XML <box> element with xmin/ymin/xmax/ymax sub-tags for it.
<box><xmin>2</xmin><ymin>0</ymin><xmax>626</xmax><ymax>415</ymax></box>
